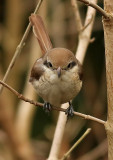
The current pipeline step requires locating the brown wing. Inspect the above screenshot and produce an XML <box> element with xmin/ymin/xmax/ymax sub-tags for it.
<box><xmin>29</xmin><ymin>58</ymin><xmax>44</xmax><ymax>82</ymax></box>
<box><xmin>29</xmin><ymin>14</ymin><xmax>53</xmax><ymax>54</ymax></box>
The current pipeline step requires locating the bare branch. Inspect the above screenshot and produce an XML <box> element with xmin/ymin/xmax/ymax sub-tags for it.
<box><xmin>103</xmin><ymin>0</ymin><xmax>113</xmax><ymax>159</ymax></box>
<box><xmin>48</xmin><ymin>2</ymin><xmax>98</xmax><ymax>159</ymax></box>
<box><xmin>0</xmin><ymin>0</ymin><xmax>43</xmax><ymax>93</ymax></box>
<box><xmin>0</xmin><ymin>80</ymin><xmax>43</xmax><ymax>107</ymax></box>
<box><xmin>80</xmin><ymin>15</ymin><xmax>93</xmax><ymax>32</ymax></box>
<box><xmin>48</xmin><ymin>105</ymin><xmax>68</xmax><ymax>160</ymax></box>
<box><xmin>0</xmin><ymin>80</ymin><xmax>106</xmax><ymax>125</ymax></box>
<box><xmin>73</xmin><ymin>111</ymin><xmax>105</xmax><ymax>124</ymax></box>
<box><xmin>76</xmin><ymin>0</ymin><xmax>97</xmax><ymax>64</ymax></box>
<box><xmin>77</xmin><ymin>139</ymin><xmax>107</xmax><ymax>160</ymax></box>
<box><xmin>77</xmin><ymin>0</ymin><xmax>109</xmax><ymax>19</ymax></box>
<box><xmin>61</xmin><ymin>128</ymin><xmax>91</xmax><ymax>160</ymax></box>
<box><xmin>71</xmin><ymin>0</ymin><xmax>83</xmax><ymax>32</ymax></box>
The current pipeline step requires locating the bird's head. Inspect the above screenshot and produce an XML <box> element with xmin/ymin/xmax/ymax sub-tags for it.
<box><xmin>43</xmin><ymin>48</ymin><xmax>82</xmax><ymax>78</ymax></box>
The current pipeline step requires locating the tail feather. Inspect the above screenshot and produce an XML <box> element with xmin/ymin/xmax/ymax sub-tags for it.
<box><xmin>29</xmin><ymin>14</ymin><xmax>53</xmax><ymax>54</ymax></box>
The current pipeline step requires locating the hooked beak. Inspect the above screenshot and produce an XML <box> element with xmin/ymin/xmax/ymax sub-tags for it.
<box><xmin>57</xmin><ymin>67</ymin><xmax>61</xmax><ymax>78</ymax></box>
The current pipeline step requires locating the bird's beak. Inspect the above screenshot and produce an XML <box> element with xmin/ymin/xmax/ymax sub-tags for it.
<box><xmin>57</xmin><ymin>67</ymin><xmax>61</xmax><ymax>78</ymax></box>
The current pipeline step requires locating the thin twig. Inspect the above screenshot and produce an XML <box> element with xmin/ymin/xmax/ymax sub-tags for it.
<box><xmin>0</xmin><ymin>80</ymin><xmax>43</xmax><ymax>107</ymax></box>
<box><xmin>73</xmin><ymin>111</ymin><xmax>105</xmax><ymax>124</ymax></box>
<box><xmin>77</xmin><ymin>139</ymin><xmax>107</xmax><ymax>160</ymax></box>
<box><xmin>61</xmin><ymin>128</ymin><xmax>91</xmax><ymax>160</ymax></box>
<box><xmin>71</xmin><ymin>0</ymin><xmax>83</xmax><ymax>31</ymax></box>
<box><xmin>0</xmin><ymin>80</ymin><xmax>106</xmax><ymax>125</ymax></box>
<box><xmin>77</xmin><ymin>0</ymin><xmax>109</xmax><ymax>19</ymax></box>
<box><xmin>0</xmin><ymin>0</ymin><xmax>43</xmax><ymax>93</ymax></box>
<box><xmin>80</xmin><ymin>15</ymin><xmax>93</xmax><ymax>32</ymax></box>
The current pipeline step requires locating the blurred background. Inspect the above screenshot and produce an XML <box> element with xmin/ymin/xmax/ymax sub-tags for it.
<box><xmin>0</xmin><ymin>0</ymin><xmax>107</xmax><ymax>160</ymax></box>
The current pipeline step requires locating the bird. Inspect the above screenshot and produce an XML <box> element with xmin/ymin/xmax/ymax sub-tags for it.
<box><xmin>29</xmin><ymin>14</ymin><xmax>82</xmax><ymax>116</ymax></box>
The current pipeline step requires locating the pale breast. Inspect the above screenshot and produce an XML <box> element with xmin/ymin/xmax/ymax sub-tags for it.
<box><xmin>59</xmin><ymin>71</ymin><xmax>82</xmax><ymax>103</ymax></box>
<box><xmin>32</xmin><ymin>69</ymin><xmax>62</xmax><ymax>107</ymax></box>
<box><xmin>32</xmin><ymin>67</ymin><xmax>82</xmax><ymax>107</ymax></box>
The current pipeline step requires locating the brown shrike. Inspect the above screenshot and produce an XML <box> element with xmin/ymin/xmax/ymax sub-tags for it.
<box><xmin>29</xmin><ymin>14</ymin><xmax>82</xmax><ymax>116</ymax></box>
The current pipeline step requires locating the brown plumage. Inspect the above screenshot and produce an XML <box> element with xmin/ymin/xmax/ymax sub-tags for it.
<box><xmin>29</xmin><ymin>14</ymin><xmax>53</xmax><ymax>54</ymax></box>
<box><xmin>29</xmin><ymin>58</ymin><xmax>44</xmax><ymax>81</ymax></box>
<box><xmin>29</xmin><ymin>14</ymin><xmax>83</xmax><ymax>112</ymax></box>
<box><xmin>43</xmin><ymin>48</ymin><xmax>77</xmax><ymax>69</ymax></box>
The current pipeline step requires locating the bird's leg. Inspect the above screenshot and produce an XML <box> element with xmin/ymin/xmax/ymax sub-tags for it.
<box><xmin>65</xmin><ymin>101</ymin><xmax>74</xmax><ymax>117</ymax></box>
<box><xmin>43</xmin><ymin>102</ymin><xmax>52</xmax><ymax>113</ymax></box>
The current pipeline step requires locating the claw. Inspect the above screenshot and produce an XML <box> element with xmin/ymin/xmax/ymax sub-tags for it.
<box><xmin>43</xmin><ymin>102</ymin><xmax>52</xmax><ymax>113</ymax></box>
<box><xmin>65</xmin><ymin>102</ymin><xmax>74</xmax><ymax>118</ymax></box>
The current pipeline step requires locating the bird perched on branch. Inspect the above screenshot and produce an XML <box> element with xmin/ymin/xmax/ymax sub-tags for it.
<box><xmin>29</xmin><ymin>14</ymin><xmax>82</xmax><ymax>117</ymax></box>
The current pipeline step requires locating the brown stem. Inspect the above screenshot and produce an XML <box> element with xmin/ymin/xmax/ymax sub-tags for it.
<box><xmin>103</xmin><ymin>0</ymin><xmax>113</xmax><ymax>159</ymax></box>
<box><xmin>0</xmin><ymin>80</ymin><xmax>106</xmax><ymax>125</ymax></box>
<box><xmin>0</xmin><ymin>80</ymin><xmax>43</xmax><ymax>107</ymax></box>
<box><xmin>77</xmin><ymin>0</ymin><xmax>109</xmax><ymax>19</ymax></box>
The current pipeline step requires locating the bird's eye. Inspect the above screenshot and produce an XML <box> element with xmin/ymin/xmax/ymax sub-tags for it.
<box><xmin>67</xmin><ymin>61</ymin><xmax>76</xmax><ymax>69</ymax></box>
<box><xmin>44</xmin><ymin>60</ymin><xmax>53</xmax><ymax>68</ymax></box>
<box><xmin>67</xmin><ymin>63</ymin><xmax>71</xmax><ymax>68</ymax></box>
<box><xmin>47</xmin><ymin>62</ymin><xmax>53</xmax><ymax>68</ymax></box>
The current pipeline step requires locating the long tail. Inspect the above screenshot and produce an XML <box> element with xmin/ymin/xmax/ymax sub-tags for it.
<box><xmin>29</xmin><ymin>14</ymin><xmax>53</xmax><ymax>54</ymax></box>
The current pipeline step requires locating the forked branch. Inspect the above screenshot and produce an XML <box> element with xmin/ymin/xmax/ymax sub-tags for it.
<box><xmin>77</xmin><ymin>0</ymin><xmax>109</xmax><ymax>19</ymax></box>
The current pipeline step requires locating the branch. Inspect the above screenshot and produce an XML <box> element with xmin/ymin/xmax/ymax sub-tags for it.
<box><xmin>0</xmin><ymin>0</ymin><xmax>43</xmax><ymax>93</ymax></box>
<box><xmin>48</xmin><ymin>104</ymin><xmax>68</xmax><ymax>160</ymax></box>
<box><xmin>103</xmin><ymin>0</ymin><xmax>113</xmax><ymax>159</ymax></box>
<box><xmin>77</xmin><ymin>0</ymin><xmax>109</xmax><ymax>19</ymax></box>
<box><xmin>0</xmin><ymin>80</ymin><xmax>43</xmax><ymax>108</ymax></box>
<box><xmin>61</xmin><ymin>128</ymin><xmax>91</xmax><ymax>160</ymax></box>
<box><xmin>74</xmin><ymin>111</ymin><xmax>105</xmax><ymax>124</ymax></box>
<box><xmin>76</xmin><ymin>0</ymin><xmax>97</xmax><ymax>64</ymax></box>
<box><xmin>80</xmin><ymin>15</ymin><xmax>93</xmax><ymax>32</ymax></box>
<box><xmin>77</xmin><ymin>139</ymin><xmax>107</xmax><ymax>160</ymax></box>
<box><xmin>48</xmin><ymin>1</ymin><xmax>100</xmax><ymax>159</ymax></box>
<box><xmin>71</xmin><ymin>0</ymin><xmax>83</xmax><ymax>32</ymax></box>
<box><xmin>0</xmin><ymin>80</ymin><xmax>106</xmax><ymax>125</ymax></box>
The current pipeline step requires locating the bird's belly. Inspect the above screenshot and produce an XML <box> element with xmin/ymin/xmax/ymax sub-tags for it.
<box><xmin>32</xmin><ymin>73</ymin><xmax>82</xmax><ymax>107</ymax></box>
<box><xmin>32</xmin><ymin>76</ymin><xmax>62</xmax><ymax>107</ymax></box>
<box><xmin>59</xmin><ymin>80</ymin><xmax>81</xmax><ymax>103</ymax></box>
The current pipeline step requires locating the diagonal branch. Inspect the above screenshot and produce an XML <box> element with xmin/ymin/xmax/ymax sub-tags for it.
<box><xmin>77</xmin><ymin>139</ymin><xmax>107</xmax><ymax>160</ymax></box>
<box><xmin>77</xmin><ymin>0</ymin><xmax>109</xmax><ymax>19</ymax></box>
<box><xmin>80</xmin><ymin>15</ymin><xmax>93</xmax><ymax>32</ymax></box>
<box><xmin>0</xmin><ymin>80</ymin><xmax>106</xmax><ymax>125</ymax></box>
<box><xmin>61</xmin><ymin>128</ymin><xmax>91</xmax><ymax>160</ymax></box>
<box><xmin>0</xmin><ymin>0</ymin><xmax>43</xmax><ymax>93</ymax></box>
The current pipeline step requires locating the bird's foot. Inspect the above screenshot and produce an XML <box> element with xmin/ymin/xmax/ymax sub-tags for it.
<box><xmin>43</xmin><ymin>102</ymin><xmax>52</xmax><ymax>113</ymax></box>
<box><xmin>65</xmin><ymin>102</ymin><xmax>74</xmax><ymax>118</ymax></box>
